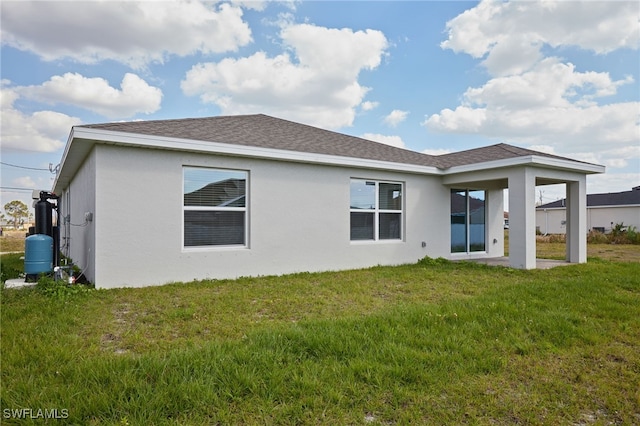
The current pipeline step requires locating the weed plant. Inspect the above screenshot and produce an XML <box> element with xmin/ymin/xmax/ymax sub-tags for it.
<box><xmin>35</xmin><ymin>276</ymin><xmax>93</xmax><ymax>299</ymax></box>
<box><xmin>589</xmin><ymin>223</ymin><xmax>640</xmax><ymax>245</ymax></box>
<box><xmin>1</xmin><ymin>257</ymin><xmax>639</xmax><ymax>424</ymax></box>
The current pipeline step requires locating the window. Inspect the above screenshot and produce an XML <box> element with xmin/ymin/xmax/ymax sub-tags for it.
<box><xmin>183</xmin><ymin>167</ymin><xmax>247</xmax><ymax>247</ymax></box>
<box><xmin>451</xmin><ymin>189</ymin><xmax>486</xmax><ymax>253</ymax></box>
<box><xmin>350</xmin><ymin>179</ymin><xmax>402</xmax><ymax>241</ymax></box>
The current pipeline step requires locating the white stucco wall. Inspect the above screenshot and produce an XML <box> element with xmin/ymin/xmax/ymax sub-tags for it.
<box><xmin>68</xmin><ymin>145</ymin><xmax>468</xmax><ymax>288</ymax></box>
<box><xmin>487</xmin><ymin>188</ymin><xmax>506</xmax><ymax>257</ymax></box>
<box><xmin>60</xmin><ymin>148</ymin><xmax>97</xmax><ymax>282</ymax></box>
<box><xmin>587</xmin><ymin>206</ymin><xmax>640</xmax><ymax>232</ymax></box>
<box><xmin>56</xmin><ymin>144</ymin><xmax>516</xmax><ymax>288</ymax></box>
<box><xmin>537</xmin><ymin>205</ymin><xmax>640</xmax><ymax>234</ymax></box>
<box><xmin>535</xmin><ymin>208</ymin><xmax>566</xmax><ymax>234</ymax></box>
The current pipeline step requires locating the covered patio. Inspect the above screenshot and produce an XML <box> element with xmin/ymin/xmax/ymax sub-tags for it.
<box><xmin>443</xmin><ymin>157</ymin><xmax>605</xmax><ymax>269</ymax></box>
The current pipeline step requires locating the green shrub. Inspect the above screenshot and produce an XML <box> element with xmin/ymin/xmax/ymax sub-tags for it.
<box><xmin>608</xmin><ymin>223</ymin><xmax>640</xmax><ymax>245</ymax></box>
<box><xmin>625</xmin><ymin>225</ymin><xmax>640</xmax><ymax>244</ymax></box>
<box><xmin>610</xmin><ymin>222</ymin><xmax>626</xmax><ymax>238</ymax></box>
<box><xmin>418</xmin><ymin>256</ymin><xmax>451</xmax><ymax>266</ymax></box>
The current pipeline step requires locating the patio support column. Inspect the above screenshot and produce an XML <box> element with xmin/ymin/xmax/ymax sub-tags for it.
<box><xmin>566</xmin><ymin>177</ymin><xmax>587</xmax><ymax>263</ymax></box>
<box><xmin>508</xmin><ymin>167</ymin><xmax>536</xmax><ymax>269</ymax></box>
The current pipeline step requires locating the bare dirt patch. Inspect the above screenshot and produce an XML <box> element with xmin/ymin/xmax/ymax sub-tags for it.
<box><xmin>100</xmin><ymin>303</ymin><xmax>134</xmax><ymax>354</ymax></box>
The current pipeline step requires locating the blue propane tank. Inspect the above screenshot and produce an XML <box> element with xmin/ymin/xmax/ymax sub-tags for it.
<box><xmin>24</xmin><ymin>234</ymin><xmax>54</xmax><ymax>275</ymax></box>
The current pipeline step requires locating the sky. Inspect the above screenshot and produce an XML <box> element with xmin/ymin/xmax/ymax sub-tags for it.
<box><xmin>1</xmin><ymin>0</ymin><xmax>639</xmax><ymax>213</ymax></box>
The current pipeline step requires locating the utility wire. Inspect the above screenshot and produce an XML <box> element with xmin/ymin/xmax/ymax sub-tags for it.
<box><xmin>0</xmin><ymin>186</ymin><xmax>38</xmax><ymax>192</ymax></box>
<box><xmin>0</xmin><ymin>161</ymin><xmax>50</xmax><ymax>171</ymax></box>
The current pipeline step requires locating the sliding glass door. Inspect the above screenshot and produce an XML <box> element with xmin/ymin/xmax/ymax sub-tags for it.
<box><xmin>451</xmin><ymin>189</ymin><xmax>486</xmax><ymax>253</ymax></box>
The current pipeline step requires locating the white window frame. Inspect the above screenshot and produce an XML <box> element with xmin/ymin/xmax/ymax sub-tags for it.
<box><xmin>350</xmin><ymin>179</ymin><xmax>403</xmax><ymax>242</ymax></box>
<box><xmin>182</xmin><ymin>167</ymin><xmax>249</xmax><ymax>250</ymax></box>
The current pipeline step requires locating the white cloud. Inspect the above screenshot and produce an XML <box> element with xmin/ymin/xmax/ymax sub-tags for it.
<box><xmin>604</xmin><ymin>158</ymin><xmax>628</xmax><ymax>169</ymax></box>
<box><xmin>361</xmin><ymin>101</ymin><xmax>379</xmax><ymax>111</ymax></box>
<box><xmin>360</xmin><ymin>133</ymin><xmax>405</xmax><ymax>149</ymax></box>
<box><xmin>428</xmin><ymin>1</ymin><xmax>639</xmax><ymax>172</ymax></box>
<box><xmin>422</xmin><ymin>148</ymin><xmax>452</xmax><ymax>156</ymax></box>
<box><xmin>181</xmin><ymin>22</ymin><xmax>388</xmax><ymax>129</ymax></box>
<box><xmin>280</xmin><ymin>23</ymin><xmax>387</xmax><ymax>76</ymax></box>
<box><xmin>0</xmin><ymin>1</ymin><xmax>252</xmax><ymax>69</ymax></box>
<box><xmin>461</xmin><ymin>59</ymin><xmax>634</xmax><ymax>110</ymax></box>
<box><xmin>1</xmin><ymin>109</ymin><xmax>79</xmax><ymax>153</ymax></box>
<box><xmin>19</xmin><ymin>73</ymin><xmax>162</xmax><ymax>119</ymax></box>
<box><xmin>0</xmin><ymin>79</ymin><xmax>18</xmax><ymax>108</ymax></box>
<box><xmin>12</xmin><ymin>176</ymin><xmax>37</xmax><ymax>189</ymax></box>
<box><xmin>383</xmin><ymin>109</ymin><xmax>408</xmax><ymax>127</ymax></box>
<box><xmin>425</xmin><ymin>106</ymin><xmax>486</xmax><ymax>133</ymax></box>
<box><xmin>587</xmin><ymin>172</ymin><xmax>640</xmax><ymax>195</ymax></box>
<box><xmin>441</xmin><ymin>0</ymin><xmax>639</xmax><ymax>76</ymax></box>
<box><xmin>426</xmin><ymin>99</ymin><xmax>638</xmax><ymax>155</ymax></box>
<box><xmin>590</xmin><ymin>145</ymin><xmax>640</xmax><ymax>170</ymax></box>
<box><xmin>1</xmin><ymin>83</ymin><xmax>81</xmax><ymax>153</ymax></box>
<box><xmin>230</xmin><ymin>0</ymin><xmax>268</xmax><ymax>12</ymax></box>
<box><xmin>527</xmin><ymin>145</ymin><xmax>557</xmax><ymax>155</ymax></box>
<box><xmin>426</xmin><ymin>59</ymin><xmax>638</xmax><ymax>147</ymax></box>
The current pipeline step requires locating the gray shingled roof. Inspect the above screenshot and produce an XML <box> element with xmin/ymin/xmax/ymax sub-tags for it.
<box><xmin>81</xmin><ymin>114</ymin><xmax>591</xmax><ymax>170</ymax></box>
<box><xmin>436</xmin><ymin>143</ymin><xmax>592</xmax><ymax>168</ymax></box>
<box><xmin>538</xmin><ymin>187</ymin><xmax>640</xmax><ymax>209</ymax></box>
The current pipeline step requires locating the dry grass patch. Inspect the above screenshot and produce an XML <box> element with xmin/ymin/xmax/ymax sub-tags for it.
<box><xmin>0</xmin><ymin>230</ymin><xmax>25</xmax><ymax>253</ymax></box>
<box><xmin>503</xmin><ymin>230</ymin><xmax>640</xmax><ymax>262</ymax></box>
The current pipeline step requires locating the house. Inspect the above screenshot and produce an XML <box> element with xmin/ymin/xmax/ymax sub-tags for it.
<box><xmin>536</xmin><ymin>186</ymin><xmax>640</xmax><ymax>234</ymax></box>
<box><xmin>52</xmin><ymin>114</ymin><xmax>605</xmax><ymax>288</ymax></box>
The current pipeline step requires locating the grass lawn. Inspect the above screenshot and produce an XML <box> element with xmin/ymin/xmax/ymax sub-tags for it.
<box><xmin>1</xmin><ymin>245</ymin><xmax>639</xmax><ymax>424</ymax></box>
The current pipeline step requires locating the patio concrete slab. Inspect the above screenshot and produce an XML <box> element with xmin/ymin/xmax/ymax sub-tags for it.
<box><xmin>460</xmin><ymin>257</ymin><xmax>572</xmax><ymax>269</ymax></box>
<box><xmin>3</xmin><ymin>278</ymin><xmax>36</xmax><ymax>289</ymax></box>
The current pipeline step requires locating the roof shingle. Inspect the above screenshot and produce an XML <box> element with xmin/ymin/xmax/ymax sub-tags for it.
<box><xmin>80</xmin><ymin>114</ymin><xmax>596</xmax><ymax>170</ymax></box>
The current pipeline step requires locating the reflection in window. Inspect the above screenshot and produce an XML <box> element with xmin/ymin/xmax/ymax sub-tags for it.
<box><xmin>183</xmin><ymin>168</ymin><xmax>247</xmax><ymax>247</ymax></box>
<box><xmin>350</xmin><ymin>179</ymin><xmax>402</xmax><ymax>241</ymax></box>
<box><xmin>451</xmin><ymin>190</ymin><xmax>467</xmax><ymax>253</ymax></box>
<box><xmin>451</xmin><ymin>189</ymin><xmax>486</xmax><ymax>253</ymax></box>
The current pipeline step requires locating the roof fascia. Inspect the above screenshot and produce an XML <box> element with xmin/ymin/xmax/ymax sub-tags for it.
<box><xmin>52</xmin><ymin>127</ymin><xmax>89</xmax><ymax>194</ymax></box>
<box><xmin>61</xmin><ymin>127</ymin><xmax>442</xmax><ymax>176</ymax></box>
<box><xmin>538</xmin><ymin>204</ymin><xmax>640</xmax><ymax>210</ymax></box>
<box><xmin>587</xmin><ymin>204</ymin><xmax>640</xmax><ymax>209</ymax></box>
<box><xmin>444</xmin><ymin>155</ymin><xmax>605</xmax><ymax>175</ymax></box>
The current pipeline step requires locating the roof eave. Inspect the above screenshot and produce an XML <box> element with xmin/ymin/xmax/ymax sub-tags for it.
<box><xmin>443</xmin><ymin>155</ymin><xmax>605</xmax><ymax>175</ymax></box>
<box><xmin>52</xmin><ymin>127</ymin><xmax>89</xmax><ymax>195</ymax></box>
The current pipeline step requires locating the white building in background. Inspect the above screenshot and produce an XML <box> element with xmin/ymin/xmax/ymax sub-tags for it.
<box><xmin>536</xmin><ymin>186</ymin><xmax>640</xmax><ymax>235</ymax></box>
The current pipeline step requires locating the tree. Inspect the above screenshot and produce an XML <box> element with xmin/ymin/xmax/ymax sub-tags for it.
<box><xmin>4</xmin><ymin>200</ymin><xmax>29</xmax><ymax>229</ymax></box>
